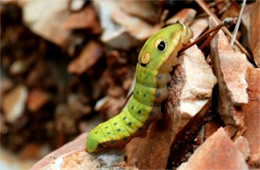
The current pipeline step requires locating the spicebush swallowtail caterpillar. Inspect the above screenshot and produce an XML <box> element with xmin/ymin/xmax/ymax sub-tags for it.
<box><xmin>86</xmin><ymin>23</ymin><xmax>193</xmax><ymax>152</ymax></box>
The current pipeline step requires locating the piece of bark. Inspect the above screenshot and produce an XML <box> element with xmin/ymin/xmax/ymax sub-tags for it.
<box><xmin>62</xmin><ymin>5</ymin><xmax>101</xmax><ymax>34</ymax></box>
<box><xmin>68</xmin><ymin>41</ymin><xmax>103</xmax><ymax>74</ymax></box>
<box><xmin>177</xmin><ymin>128</ymin><xmax>248</xmax><ymax>170</ymax></box>
<box><xmin>166</xmin><ymin>8</ymin><xmax>196</xmax><ymax>26</ymax></box>
<box><xmin>31</xmin><ymin>133</ymin><xmax>129</xmax><ymax>170</ymax></box>
<box><xmin>27</xmin><ymin>89</ymin><xmax>50</xmax><ymax>112</ymax></box>
<box><xmin>242</xmin><ymin>67</ymin><xmax>260</xmax><ymax>167</ymax></box>
<box><xmin>209</xmin><ymin>17</ymin><xmax>248</xmax><ymax>127</ymax></box>
<box><xmin>125</xmin><ymin>45</ymin><xmax>217</xmax><ymax>169</ymax></box>
<box><xmin>2</xmin><ymin>85</ymin><xmax>28</xmax><ymax>123</ymax></box>
<box><xmin>249</xmin><ymin>1</ymin><xmax>260</xmax><ymax>67</ymax></box>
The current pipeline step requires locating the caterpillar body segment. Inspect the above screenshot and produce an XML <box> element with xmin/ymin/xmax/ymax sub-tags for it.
<box><xmin>86</xmin><ymin>23</ymin><xmax>193</xmax><ymax>152</ymax></box>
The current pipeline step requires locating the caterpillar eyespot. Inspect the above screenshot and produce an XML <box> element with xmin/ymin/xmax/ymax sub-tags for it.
<box><xmin>86</xmin><ymin>23</ymin><xmax>193</xmax><ymax>152</ymax></box>
<box><xmin>155</xmin><ymin>38</ymin><xmax>167</xmax><ymax>52</ymax></box>
<box><xmin>140</xmin><ymin>53</ymin><xmax>151</xmax><ymax>66</ymax></box>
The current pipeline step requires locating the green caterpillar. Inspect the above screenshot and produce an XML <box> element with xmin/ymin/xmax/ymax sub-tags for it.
<box><xmin>86</xmin><ymin>23</ymin><xmax>193</xmax><ymax>152</ymax></box>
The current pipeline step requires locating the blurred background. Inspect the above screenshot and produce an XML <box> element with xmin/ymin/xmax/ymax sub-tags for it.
<box><xmin>0</xmin><ymin>0</ymin><xmax>165</xmax><ymax>168</ymax></box>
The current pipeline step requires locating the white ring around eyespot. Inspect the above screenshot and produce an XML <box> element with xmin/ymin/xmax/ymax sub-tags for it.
<box><xmin>155</xmin><ymin>38</ymin><xmax>167</xmax><ymax>52</ymax></box>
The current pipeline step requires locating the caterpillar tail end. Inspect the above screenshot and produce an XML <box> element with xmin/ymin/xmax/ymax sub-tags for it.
<box><xmin>86</xmin><ymin>133</ymin><xmax>99</xmax><ymax>152</ymax></box>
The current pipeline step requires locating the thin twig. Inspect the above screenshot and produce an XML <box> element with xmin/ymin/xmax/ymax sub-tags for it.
<box><xmin>179</xmin><ymin>18</ymin><xmax>235</xmax><ymax>53</ymax></box>
<box><xmin>230</xmin><ymin>0</ymin><xmax>247</xmax><ymax>46</ymax></box>
<box><xmin>199</xmin><ymin>26</ymin><xmax>219</xmax><ymax>50</ymax></box>
<box><xmin>195</xmin><ymin>0</ymin><xmax>252</xmax><ymax>59</ymax></box>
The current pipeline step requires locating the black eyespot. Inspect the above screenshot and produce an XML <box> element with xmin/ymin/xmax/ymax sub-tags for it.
<box><xmin>155</xmin><ymin>38</ymin><xmax>167</xmax><ymax>52</ymax></box>
<box><xmin>157</xmin><ymin>41</ymin><xmax>166</xmax><ymax>51</ymax></box>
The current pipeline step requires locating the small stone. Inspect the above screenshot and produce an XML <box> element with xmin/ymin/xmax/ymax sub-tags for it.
<box><xmin>177</xmin><ymin>128</ymin><xmax>248</xmax><ymax>170</ymax></box>
<box><xmin>2</xmin><ymin>85</ymin><xmax>28</xmax><ymax>123</ymax></box>
<box><xmin>209</xmin><ymin>17</ymin><xmax>249</xmax><ymax>127</ymax></box>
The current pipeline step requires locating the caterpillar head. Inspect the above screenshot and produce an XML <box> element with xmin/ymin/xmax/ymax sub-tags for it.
<box><xmin>138</xmin><ymin>23</ymin><xmax>193</xmax><ymax>71</ymax></box>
